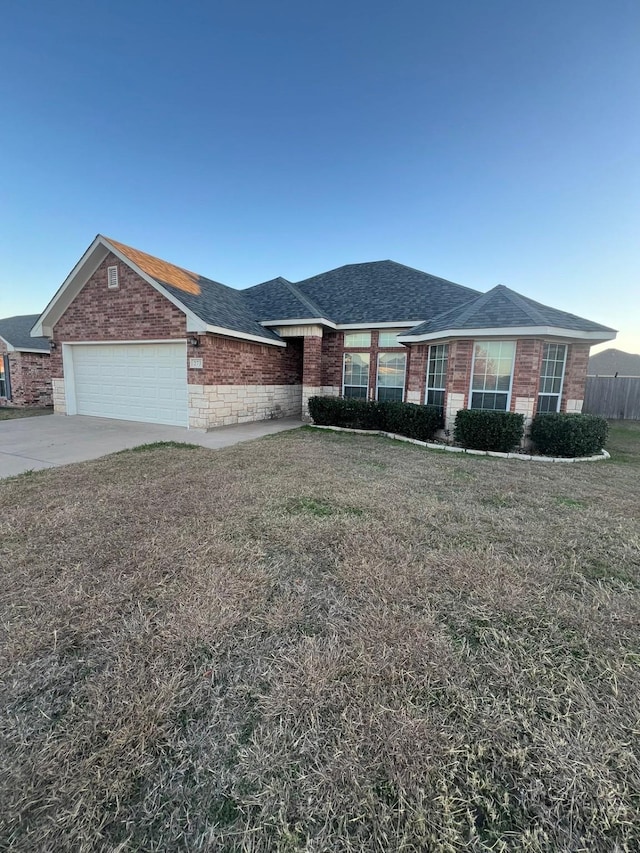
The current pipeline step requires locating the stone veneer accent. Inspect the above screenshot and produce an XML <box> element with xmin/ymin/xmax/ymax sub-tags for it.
<box><xmin>52</xmin><ymin>378</ymin><xmax>66</xmax><ymax>414</ymax></box>
<box><xmin>188</xmin><ymin>384</ymin><xmax>302</xmax><ymax>429</ymax></box>
<box><xmin>445</xmin><ymin>392</ymin><xmax>465</xmax><ymax>432</ymax></box>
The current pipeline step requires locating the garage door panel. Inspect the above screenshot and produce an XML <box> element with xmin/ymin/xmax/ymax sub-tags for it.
<box><xmin>70</xmin><ymin>343</ymin><xmax>188</xmax><ymax>427</ymax></box>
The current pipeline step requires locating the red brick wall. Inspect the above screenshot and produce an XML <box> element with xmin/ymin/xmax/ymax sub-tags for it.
<box><xmin>406</xmin><ymin>343</ymin><xmax>428</xmax><ymax>403</ymax></box>
<box><xmin>193</xmin><ymin>334</ymin><xmax>303</xmax><ymax>386</ymax></box>
<box><xmin>511</xmin><ymin>339</ymin><xmax>544</xmax><ymax>406</ymax></box>
<box><xmin>50</xmin><ymin>253</ymin><xmax>188</xmax><ymax>377</ymax></box>
<box><xmin>321</xmin><ymin>331</ymin><xmax>342</xmax><ymax>387</ymax></box>
<box><xmin>561</xmin><ymin>343</ymin><xmax>590</xmax><ymax>410</ymax></box>
<box><xmin>0</xmin><ymin>341</ymin><xmax>52</xmax><ymax>408</ymax></box>
<box><xmin>302</xmin><ymin>336</ymin><xmax>322</xmax><ymax>387</ymax></box>
<box><xmin>447</xmin><ymin>340</ymin><xmax>474</xmax><ymax>408</ymax></box>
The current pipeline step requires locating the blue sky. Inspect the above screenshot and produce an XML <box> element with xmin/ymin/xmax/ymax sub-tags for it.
<box><xmin>1</xmin><ymin>0</ymin><xmax>638</xmax><ymax>353</ymax></box>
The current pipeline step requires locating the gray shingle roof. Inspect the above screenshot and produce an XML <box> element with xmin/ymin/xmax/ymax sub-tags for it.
<box><xmin>158</xmin><ymin>275</ymin><xmax>283</xmax><ymax>342</ymax></box>
<box><xmin>0</xmin><ymin>315</ymin><xmax>50</xmax><ymax>352</ymax></box>
<box><xmin>404</xmin><ymin>285</ymin><xmax>616</xmax><ymax>337</ymax></box>
<box><xmin>103</xmin><ymin>238</ymin><xmax>615</xmax><ymax>342</ymax></box>
<box><xmin>243</xmin><ymin>277</ymin><xmax>324</xmax><ymax>322</ymax></box>
<box><xmin>289</xmin><ymin>261</ymin><xmax>480</xmax><ymax>324</ymax></box>
<box><xmin>588</xmin><ymin>348</ymin><xmax>640</xmax><ymax>376</ymax></box>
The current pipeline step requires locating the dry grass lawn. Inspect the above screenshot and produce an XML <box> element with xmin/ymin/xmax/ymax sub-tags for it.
<box><xmin>1</xmin><ymin>423</ymin><xmax>639</xmax><ymax>852</ymax></box>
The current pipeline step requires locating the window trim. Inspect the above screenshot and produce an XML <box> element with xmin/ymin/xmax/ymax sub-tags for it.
<box><xmin>469</xmin><ymin>340</ymin><xmax>516</xmax><ymax>412</ymax></box>
<box><xmin>375</xmin><ymin>351</ymin><xmax>406</xmax><ymax>402</ymax></box>
<box><xmin>0</xmin><ymin>353</ymin><xmax>11</xmax><ymax>400</ymax></box>
<box><xmin>425</xmin><ymin>343</ymin><xmax>448</xmax><ymax>408</ymax></box>
<box><xmin>537</xmin><ymin>342</ymin><xmax>567</xmax><ymax>414</ymax></box>
<box><xmin>342</xmin><ymin>351</ymin><xmax>370</xmax><ymax>399</ymax></box>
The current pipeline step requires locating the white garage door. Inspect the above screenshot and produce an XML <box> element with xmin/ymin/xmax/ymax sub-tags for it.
<box><xmin>69</xmin><ymin>342</ymin><xmax>188</xmax><ymax>427</ymax></box>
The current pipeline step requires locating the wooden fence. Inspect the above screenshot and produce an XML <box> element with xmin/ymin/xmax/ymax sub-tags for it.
<box><xmin>583</xmin><ymin>376</ymin><xmax>640</xmax><ymax>419</ymax></box>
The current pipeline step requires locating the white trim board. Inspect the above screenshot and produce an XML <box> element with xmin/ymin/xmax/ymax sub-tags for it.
<box><xmin>398</xmin><ymin>326</ymin><xmax>617</xmax><ymax>344</ymax></box>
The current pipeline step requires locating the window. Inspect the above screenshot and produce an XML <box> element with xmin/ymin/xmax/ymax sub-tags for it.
<box><xmin>343</xmin><ymin>352</ymin><xmax>370</xmax><ymax>398</ymax></box>
<box><xmin>377</xmin><ymin>352</ymin><xmax>406</xmax><ymax>402</ymax></box>
<box><xmin>107</xmin><ymin>266</ymin><xmax>119</xmax><ymax>289</ymax></box>
<box><xmin>470</xmin><ymin>341</ymin><xmax>515</xmax><ymax>411</ymax></box>
<box><xmin>426</xmin><ymin>343</ymin><xmax>448</xmax><ymax>409</ymax></box>
<box><xmin>537</xmin><ymin>343</ymin><xmax>567</xmax><ymax>413</ymax></box>
<box><xmin>0</xmin><ymin>354</ymin><xmax>9</xmax><ymax>400</ymax></box>
<box><xmin>378</xmin><ymin>330</ymin><xmax>402</xmax><ymax>347</ymax></box>
<box><xmin>344</xmin><ymin>331</ymin><xmax>371</xmax><ymax>348</ymax></box>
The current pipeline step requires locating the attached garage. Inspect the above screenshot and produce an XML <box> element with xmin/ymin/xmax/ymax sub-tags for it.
<box><xmin>64</xmin><ymin>342</ymin><xmax>188</xmax><ymax>427</ymax></box>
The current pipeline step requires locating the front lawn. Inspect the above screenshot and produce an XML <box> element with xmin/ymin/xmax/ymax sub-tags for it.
<box><xmin>1</xmin><ymin>426</ymin><xmax>639</xmax><ymax>851</ymax></box>
<box><xmin>0</xmin><ymin>406</ymin><xmax>53</xmax><ymax>420</ymax></box>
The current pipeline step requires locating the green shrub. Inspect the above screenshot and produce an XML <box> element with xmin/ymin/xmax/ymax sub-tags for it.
<box><xmin>307</xmin><ymin>397</ymin><xmax>442</xmax><ymax>441</ymax></box>
<box><xmin>454</xmin><ymin>409</ymin><xmax>525</xmax><ymax>452</ymax></box>
<box><xmin>378</xmin><ymin>400</ymin><xmax>443</xmax><ymax>441</ymax></box>
<box><xmin>531</xmin><ymin>413</ymin><xmax>608</xmax><ymax>457</ymax></box>
<box><xmin>307</xmin><ymin>396</ymin><xmax>380</xmax><ymax>430</ymax></box>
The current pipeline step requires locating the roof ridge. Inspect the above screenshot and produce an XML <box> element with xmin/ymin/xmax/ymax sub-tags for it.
<box><xmin>283</xmin><ymin>280</ymin><xmax>328</xmax><ymax>319</ymax></box>
<box><xmin>496</xmin><ymin>285</ymin><xmax>549</xmax><ymax>325</ymax></box>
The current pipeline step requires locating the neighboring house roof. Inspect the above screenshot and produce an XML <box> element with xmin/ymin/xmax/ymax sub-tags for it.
<box><xmin>288</xmin><ymin>261</ymin><xmax>480</xmax><ymax>325</ymax></box>
<box><xmin>588</xmin><ymin>348</ymin><xmax>640</xmax><ymax>376</ymax></box>
<box><xmin>0</xmin><ymin>315</ymin><xmax>50</xmax><ymax>352</ymax></box>
<box><xmin>400</xmin><ymin>285</ymin><xmax>616</xmax><ymax>342</ymax></box>
<box><xmin>31</xmin><ymin>235</ymin><xmax>617</xmax><ymax>347</ymax></box>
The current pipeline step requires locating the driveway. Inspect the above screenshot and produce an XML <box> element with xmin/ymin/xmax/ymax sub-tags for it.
<box><xmin>0</xmin><ymin>414</ymin><xmax>303</xmax><ymax>478</ymax></box>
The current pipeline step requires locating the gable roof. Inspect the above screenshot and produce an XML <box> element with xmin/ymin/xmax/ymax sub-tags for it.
<box><xmin>588</xmin><ymin>348</ymin><xmax>640</xmax><ymax>376</ymax></box>
<box><xmin>31</xmin><ymin>235</ymin><xmax>617</xmax><ymax>348</ymax></box>
<box><xmin>0</xmin><ymin>315</ymin><xmax>50</xmax><ymax>352</ymax></box>
<box><xmin>106</xmin><ymin>238</ymin><xmax>283</xmax><ymax>343</ymax></box>
<box><xmin>400</xmin><ymin>284</ymin><xmax>616</xmax><ymax>342</ymax></box>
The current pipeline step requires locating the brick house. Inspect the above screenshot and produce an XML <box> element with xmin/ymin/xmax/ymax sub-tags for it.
<box><xmin>31</xmin><ymin>235</ymin><xmax>616</xmax><ymax>431</ymax></box>
<box><xmin>0</xmin><ymin>315</ymin><xmax>52</xmax><ymax>408</ymax></box>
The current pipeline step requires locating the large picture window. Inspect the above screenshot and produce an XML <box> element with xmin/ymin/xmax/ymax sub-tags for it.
<box><xmin>343</xmin><ymin>352</ymin><xmax>370</xmax><ymax>399</ymax></box>
<box><xmin>426</xmin><ymin>344</ymin><xmax>448</xmax><ymax>409</ymax></box>
<box><xmin>376</xmin><ymin>352</ymin><xmax>406</xmax><ymax>402</ymax></box>
<box><xmin>470</xmin><ymin>341</ymin><xmax>515</xmax><ymax>411</ymax></box>
<box><xmin>537</xmin><ymin>343</ymin><xmax>567</xmax><ymax>413</ymax></box>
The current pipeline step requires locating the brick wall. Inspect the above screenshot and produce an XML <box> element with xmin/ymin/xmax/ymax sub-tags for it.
<box><xmin>193</xmin><ymin>335</ymin><xmax>303</xmax><ymax>386</ymax></box>
<box><xmin>50</xmin><ymin>253</ymin><xmax>188</xmax><ymax>377</ymax></box>
<box><xmin>447</xmin><ymin>340</ymin><xmax>474</xmax><ymax>407</ymax></box>
<box><xmin>0</xmin><ymin>340</ymin><xmax>52</xmax><ymax>408</ymax></box>
<box><xmin>561</xmin><ymin>343</ymin><xmax>590</xmax><ymax>411</ymax></box>
<box><xmin>406</xmin><ymin>344</ymin><xmax>428</xmax><ymax>403</ymax></box>
<box><xmin>511</xmin><ymin>340</ymin><xmax>543</xmax><ymax>403</ymax></box>
<box><xmin>321</xmin><ymin>331</ymin><xmax>342</xmax><ymax>387</ymax></box>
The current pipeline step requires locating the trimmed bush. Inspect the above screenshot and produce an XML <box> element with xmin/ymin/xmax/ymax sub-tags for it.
<box><xmin>531</xmin><ymin>413</ymin><xmax>608</xmax><ymax>457</ymax></box>
<box><xmin>307</xmin><ymin>396</ymin><xmax>442</xmax><ymax>441</ymax></box>
<box><xmin>378</xmin><ymin>400</ymin><xmax>443</xmax><ymax>441</ymax></box>
<box><xmin>454</xmin><ymin>409</ymin><xmax>525</xmax><ymax>453</ymax></box>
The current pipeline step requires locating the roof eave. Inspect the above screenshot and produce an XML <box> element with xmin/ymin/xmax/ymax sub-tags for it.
<box><xmin>204</xmin><ymin>324</ymin><xmax>286</xmax><ymax>347</ymax></box>
<box><xmin>397</xmin><ymin>326</ymin><xmax>618</xmax><ymax>344</ymax></box>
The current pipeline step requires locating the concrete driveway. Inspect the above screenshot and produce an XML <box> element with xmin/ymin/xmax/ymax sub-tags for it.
<box><xmin>0</xmin><ymin>414</ymin><xmax>303</xmax><ymax>478</ymax></box>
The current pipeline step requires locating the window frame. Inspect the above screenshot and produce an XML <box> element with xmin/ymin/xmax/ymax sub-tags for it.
<box><xmin>537</xmin><ymin>342</ymin><xmax>567</xmax><ymax>414</ymax></box>
<box><xmin>426</xmin><ymin>343</ymin><xmax>448</xmax><ymax>409</ymax></box>
<box><xmin>376</xmin><ymin>351</ymin><xmax>407</xmax><ymax>402</ymax></box>
<box><xmin>344</xmin><ymin>331</ymin><xmax>371</xmax><ymax>348</ymax></box>
<box><xmin>469</xmin><ymin>340</ymin><xmax>516</xmax><ymax>412</ymax></box>
<box><xmin>342</xmin><ymin>351</ymin><xmax>370</xmax><ymax>399</ymax></box>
